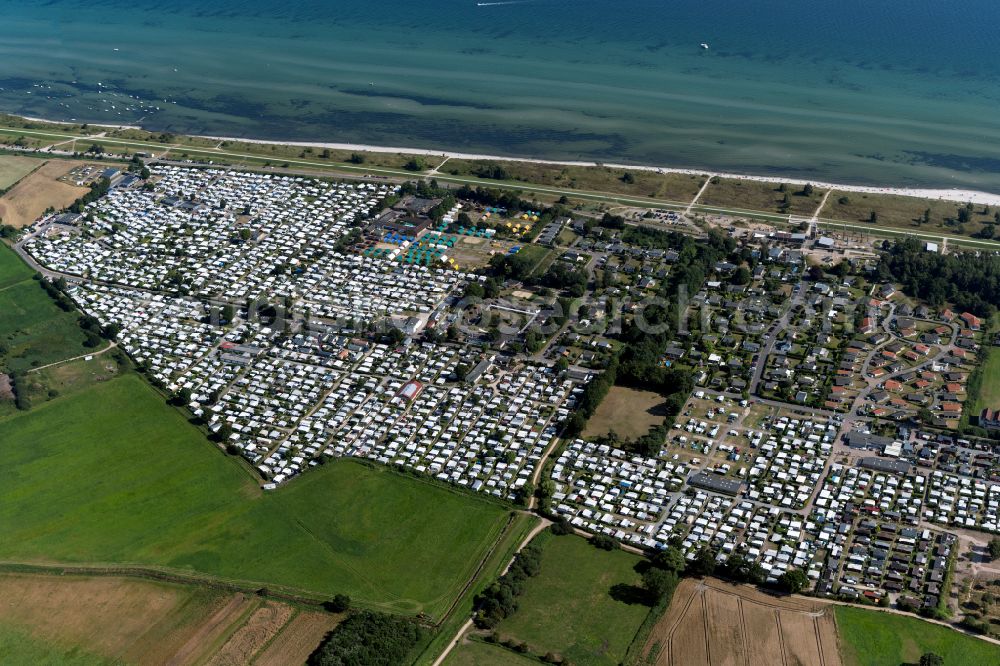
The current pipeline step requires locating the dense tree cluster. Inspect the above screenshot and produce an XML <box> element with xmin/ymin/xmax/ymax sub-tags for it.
<box><xmin>307</xmin><ymin>611</ymin><xmax>424</xmax><ymax>666</ymax></box>
<box><xmin>564</xmin><ymin>355</ymin><xmax>619</xmax><ymax>437</ymax></box>
<box><xmin>598</xmin><ymin>212</ymin><xmax>626</xmax><ymax>230</ymax></box>
<box><xmin>428</xmin><ymin>195</ymin><xmax>456</xmax><ymax>222</ymax></box>
<box><xmin>716</xmin><ymin>554</ymin><xmax>767</xmax><ymax>585</ymax></box>
<box><xmin>876</xmin><ymin>239</ymin><xmax>1000</xmax><ymax>317</ymax></box>
<box><xmin>590</xmin><ymin>534</ymin><xmax>620</xmax><ymax>551</ymax></box>
<box><xmin>6</xmin><ymin>371</ymin><xmax>31</xmax><ymax>411</ymax></box>
<box><xmin>472</xmin><ymin>543</ymin><xmax>544</xmax><ymax>629</ymax></box>
<box><xmin>621</xmin><ymin>225</ymin><xmax>674</xmax><ymax>249</ymax></box>
<box><xmin>536</xmin><ymin>262</ymin><xmax>587</xmax><ymax>297</ymax></box>
<box><xmin>68</xmin><ymin>177</ymin><xmax>110</xmax><ymax>214</ymax></box>
<box><xmin>640</xmin><ymin>545</ymin><xmax>685</xmax><ymax>605</ymax></box>
<box><xmin>488</xmin><ymin>251</ymin><xmax>537</xmax><ymax>282</ymax></box>
<box><xmin>988</xmin><ymin>538</ymin><xmax>1000</xmax><ymax>562</ymax></box>
<box><xmin>474</xmin><ymin>164</ymin><xmax>511</xmax><ymax>180</ymax></box>
<box><xmin>454</xmin><ymin>184</ymin><xmax>529</xmax><ymax>213</ymax></box>
<box><xmin>36</xmin><ymin>274</ymin><xmax>74</xmax><ymax>312</ymax></box>
<box><xmin>777</xmin><ymin>568</ymin><xmax>809</xmax><ymax>594</ymax></box>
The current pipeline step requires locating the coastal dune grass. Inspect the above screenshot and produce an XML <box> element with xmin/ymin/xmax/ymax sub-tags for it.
<box><xmin>700</xmin><ymin>177</ymin><xmax>827</xmax><ymax>216</ymax></box>
<box><xmin>441</xmin><ymin>159</ymin><xmax>705</xmax><ymax>203</ymax></box>
<box><xmin>0</xmin><ymin>373</ymin><xmax>510</xmax><ymax>619</ymax></box>
<box><xmin>822</xmin><ymin>190</ymin><xmax>995</xmax><ymax>237</ymax></box>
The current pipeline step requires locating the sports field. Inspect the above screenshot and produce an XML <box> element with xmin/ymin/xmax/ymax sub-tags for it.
<box><xmin>496</xmin><ymin>533</ymin><xmax>652</xmax><ymax>665</ymax></box>
<box><xmin>0</xmin><ymin>244</ymin><xmax>92</xmax><ymax>375</ymax></box>
<box><xmin>0</xmin><ymin>373</ymin><xmax>510</xmax><ymax>619</ymax></box>
<box><xmin>0</xmin><ymin>155</ymin><xmax>44</xmax><ymax>190</ymax></box>
<box><xmin>835</xmin><ymin>606</ymin><xmax>1000</xmax><ymax>666</ymax></box>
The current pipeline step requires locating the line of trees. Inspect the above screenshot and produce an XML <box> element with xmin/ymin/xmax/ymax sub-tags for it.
<box><xmin>35</xmin><ymin>274</ymin><xmax>74</xmax><ymax>312</ymax></box>
<box><xmin>472</xmin><ymin>542</ymin><xmax>544</xmax><ymax>629</ymax></box>
<box><xmin>68</xmin><ymin>177</ymin><xmax>111</xmax><ymax>214</ymax></box>
<box><xmin>6</xmin><ymin>371</ymin><xmax>31</xmax><ymax>411</ymax></box>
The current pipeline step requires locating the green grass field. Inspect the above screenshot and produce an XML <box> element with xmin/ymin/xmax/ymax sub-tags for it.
<box><xmin>0</xmin><ymin>155</ymin><xmax>44</xmax><ymax>190</ymax></box>
<box><xmin>0</xmin><ymin>625</ymin><xmax>112</xmax><ymax>665</ymax></box>
<box><xmin>835</xmin><ymin>606</ymin><xmax>1000</xmax><ymax>666</ymax></box>
<box><xmin>971</xmin><ymin>347</ymin><xmax>1000</xmax><ymax>417</ymax></box>
<box><xmin>0</xmin><ymin>373</ymin><xmax>510</xmax><ymax>619</ymax></box>
<box><xmin>444</xmin><ymin>639</ymin><xmax>539</xmax><ymax>666</ymax></box>
<box><xmin>414</xmin><ymin>512</ymin><xmax>539</xmax><ymax>666</ymax></box>
<box><xmin>496</xmin><ymin>533</ymin><xmax>652</xmax><ymax>665</ymax></box>
<box><xmin>0</xmin><ymin>245</ymin><xmax>92</xmax><ymax>374</ymax></box>
<box><xmin>0</xmin><ymin>241</ymin><xmax>34</xmax><ymax>288</ymax></box>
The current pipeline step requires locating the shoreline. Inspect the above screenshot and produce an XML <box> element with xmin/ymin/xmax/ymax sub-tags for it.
<box><xmin>14</xmin><ymin>114</ymin><xmax>1000</xmax><ymax>207</ymax></box>
<box><xmin>197</xmin><ymin>134</ymin><xmax>1000</xmax><ymax>207</ymax></box>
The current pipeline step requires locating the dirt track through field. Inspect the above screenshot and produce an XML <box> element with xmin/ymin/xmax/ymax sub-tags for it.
<box><xmin>642</xmin><ymin>579</ymin><xmax>841</xmax><ymax>666</ymax></box>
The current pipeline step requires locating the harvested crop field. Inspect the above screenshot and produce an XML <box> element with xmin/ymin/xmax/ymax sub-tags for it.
<box><xmin>208</xmin><ymin>601</ymin><xmax>294</xmax><ymax>666</ymax></box>
<box><xmin>0</xmin><ymin>574</ymin><xmax>335</xmax><ymax>665</ymax></box>
<box><xmin>253</xmin><ymin>611</ymin><xmax>342</xmax><ymax>666</ymax></box>
<box><xmin>0</xmin><ymin>159</ymin><xmax>90</xmax><ymax>228</ymax></box>
<box><xmin>583</xmin><ymin>386</ymin><xmax>669</xmax><ymax>440</ymax></box>
<box><xmin>641</xmin><ymin>578</ymin><xmax>842</xmax><ymax>666</ymax></box>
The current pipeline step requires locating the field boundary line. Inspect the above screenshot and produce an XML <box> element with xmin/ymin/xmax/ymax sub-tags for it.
<box><xmin>434</xmin><ymin>512</ymin><xmax>520</xmax><ymax>626</ymax></box>
<box><xmin>813</xmin><ymin>615</ymin><xmax>827</xmax><ymax>666</ymax></box>
<box><xmin>774</xmin><ymin>610</ymin><xmax>789</xmax><ymax>666</ymax></box>
<box><xmin>701</xmin><ymin>589</ymin><xmax>712</xmax><ymax>666</ymax></box>
<box><xmin>0</xmin><ymin>561</ymin><xmax>335</xmax><ymax>611</ymax></box>
<box><xmin>737</xmin><ymin>597</ymin><xmax>751</xmax><ymax>666</ymax></box>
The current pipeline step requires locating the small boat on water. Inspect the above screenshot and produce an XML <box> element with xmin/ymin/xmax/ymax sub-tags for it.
<box><xmin>700</xmin><ymin>43</ymin><xmax>710</xmax><ymax>49</ymax></box>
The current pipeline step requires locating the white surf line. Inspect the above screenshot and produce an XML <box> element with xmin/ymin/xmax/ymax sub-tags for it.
<box><xmin>686</xmin><ymin>175</ymin><xmax>714</xmax><ymax>214</ymax></box>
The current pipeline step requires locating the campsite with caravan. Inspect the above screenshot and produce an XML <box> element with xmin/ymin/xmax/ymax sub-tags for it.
<box><xmin>0</xmin><ymin>133</ymin><xmax>1000</xmax><ymax>665</ymax></box>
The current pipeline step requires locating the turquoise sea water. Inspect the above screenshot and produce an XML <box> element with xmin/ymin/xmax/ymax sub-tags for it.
<box><xmin>1</xmin><ymin>0</ymin><xmax>999</xmax><ymax>191</ymax></box>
